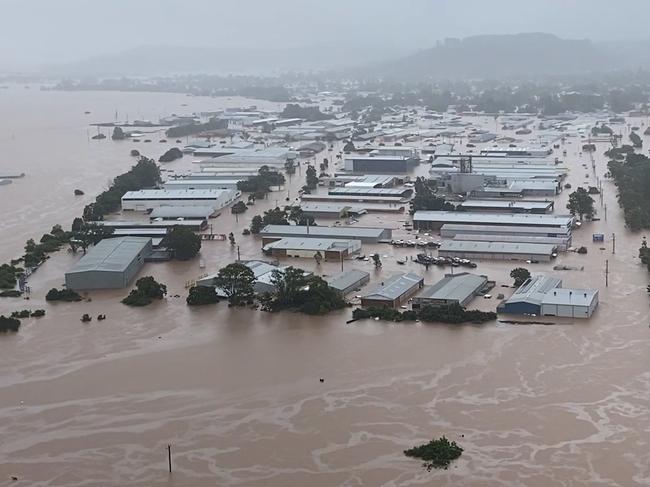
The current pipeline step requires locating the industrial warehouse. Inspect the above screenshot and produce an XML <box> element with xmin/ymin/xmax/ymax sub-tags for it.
<box><xmin>65</xmin><ymin>237</ymin><xmax>152</xmax><ymax>290</ymax></box>
<box><xmin>259</xmin><ymin>225</ymin><xmax>392</xmax><ymax>243</ymax></box>
<box><xmin>498</xmin><ymin>275</ymin><xmax>599</xmax><ymax>318</ymax></box>
<box><xmin>360</xmin><ymin>273</ymin><xmax>424</xmax><ymax>309</ymax></box>
<box><xmin>262</xmin><ymin>237</ymin><xmax>361</xmax><ymax>260</ymax></box>
<box><xmin>121</xmin><ymin>188</ymin><xmax>240</xmax><ymax>211</ymax></box>
<box><xmin>412</xmin><ymin>273</ymin><xmax>491</xmax><ymax>308</ymax></box>
<box><xmin>413</xmin><ymin>211</ymin><xmax>574</xmax><ymax>231</ymax></box>
<box><xmin>325</xmin><ymin>269</ymin><xmax>370</xmax><ymax>296</ymax></box>
<box><xmin>438</xmin><ymin>241</ymin><xmax>558</xmax><ymax>262</ymax></box>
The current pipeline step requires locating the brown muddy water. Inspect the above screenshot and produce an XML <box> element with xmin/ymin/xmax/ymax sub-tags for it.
<box><xmin>0</xmin><ymin>87</ymin><xmax>649</xmax><ymax>486</ymax></box>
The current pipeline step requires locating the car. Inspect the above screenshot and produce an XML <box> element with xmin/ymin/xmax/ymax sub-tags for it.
<box><xmin>483</xmin><ymin>294</ymin><xmax>492</xmax><ymax>299</ymax></box>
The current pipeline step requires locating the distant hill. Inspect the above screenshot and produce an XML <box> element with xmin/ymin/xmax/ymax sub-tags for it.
<box><xmin>45</xmin><ymin>44</ymin><xmax>409</xmax><ymax>78</ymax></box>
<box><xmin>367</xmin><ymin>33</ymin><xmax>613</xmax><ymax>79</ymax></box>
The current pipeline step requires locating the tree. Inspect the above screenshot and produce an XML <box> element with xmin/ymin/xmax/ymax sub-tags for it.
<box><xmin>630</xmin><ymin>131</ymin><xmax>643</xmax><ymax>149</ymax></box>
<box><xmin>284</xmin><ymin>159</ymin><xmax>296</xmax><ymax>175</ymax></box>
<box><xmin>213</xmin><ymin>263</ymin><xmax>256</xmax><ymax>305</ymax></box>
<box><xmin>45</xmin><ymin>288</ymin><xmax>83</xmax><ymax>302</ymax></box>
<box><xmin>510</xmin><ymin>267</ymin><xmax>531</xmax><ymax>287</ymax></box>
<box><xmin>305</xmin><ymin>165</ymin><xmax>319</xmax><ymax>190</ymax></box>
<box><xmin>165</xmin><ymin>226</ymin><xmax>201</xmax><ymax>260</ymax></box>
<box><xmin>158</xmin><ymin>147</ymin><xmax>183</xmax><ymax>162</ymax></box>
<box><xmin>112</xmin><ymin>127</ymin><xmax>126</xmax><ymax>140</ymax></box>
<box><xmin>228</xmin><ymin>232</ymin><xmax>236</xmax><ymax>246</ymax></box>
<box><xmin>72</xmin><ymin>222</ymin><xmax>115</xmax><ymax>252</ymax></box>
<box><xmin>231</xmin><ymin>201</ymin><xmax>247</xmax><ymax>214</ymax></box>
<box><xmin>372</xmin><ymin>253</ymin><xmax>382</xmax><ymax>268</ymax></box>
<box><xmin>186</xmin><ymin>285</ymin><xmax>219</xmax><ymax>305</ymax></box>
<box><xmin>404</xmin><ymin>436</ymin><xmax>463</xmax><ymax>471</ymax></box>
<box><xmin>260</xmin><ymin>268</ymin><xmax>345</xmax><ymax>315</ymax></box>
<box><xmin>343</xmin><ymin>141</ymin><xmax>355</xmax><ymax>152</ymax></box>
<box><xmin>566</xmin><ymin>188</ymin><xmax>595</xmax><ymax>221</ymax></box>
<box><xmin>250</xmin><ymin>215</ymin><xmax>264</xmax><ymax>234</ymax></box>
<box><xmin>122</xmin><ymin>276</ymin><xmax>166</xmax><ymax>306</ymax></box>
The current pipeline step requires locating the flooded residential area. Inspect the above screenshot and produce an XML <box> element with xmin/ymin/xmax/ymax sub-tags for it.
<box><xmin>2</xmin><ymin>2</ymin><xmax>650</xmax><ymax>486</ymax></box>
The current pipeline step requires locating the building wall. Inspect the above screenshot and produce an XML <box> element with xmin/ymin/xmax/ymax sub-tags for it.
<box><xmin>348</xmin><ymin>159</ymin><xmax>409</xmax><ymax>173</ymax></box>
<box><xmin>438</xmin><ymin>249</ymin><xmax>553</xmax><ymax>262</ymax></box>
<box><xmin>500</xmin><ymin>301</ymin><xmax>541</xmax><ymax>316</ymax></box>
<box><xmin>360</xmin><ymin>297</ymin><xmax>396</xmax><ymax>309</ymax></box>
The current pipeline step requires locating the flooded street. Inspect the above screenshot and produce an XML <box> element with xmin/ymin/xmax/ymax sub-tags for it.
<box><xmin>1</xmin><ymin>87</ymin><xmax>650</xmax><ymax>486</ymax></box>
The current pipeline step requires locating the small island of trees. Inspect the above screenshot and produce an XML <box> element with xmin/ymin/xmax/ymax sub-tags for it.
<box><xmin>122</xmin><ymin>276</ymin><xmax>167</xmax><ymax>306</ymax></box>
<box><xmin>404</xmin><ymin>436</ymin><xmax>463</xmax><ymax>471</ymax></box>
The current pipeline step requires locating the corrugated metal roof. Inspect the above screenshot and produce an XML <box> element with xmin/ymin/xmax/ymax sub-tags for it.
<box><xmin>541</xmin><ymin>288</ymin><xmax>598</xmax><ymax>307</ymax></box>
<box><xmin>122</xmin><ymin>189</ymin><xmax>232</xmax><ymax>200</ymax></box>
<box><xmin>67</xmin><ymin>237</ymin><xmax>151</xmax><ymax>274</ymax></box>
<box><xmin>326</xmin><ymin>269</ymin><xmax>370</xmax><ymax>291</ymax></box>
<box><xmin>439</xmin><ymin>240</ymin><xmax>556</xmax><ymax>255</ymax></box>
<box><xmin>361</xmin><ymin>272</ymin><xmax>423</xmax><ymax>301</ymax></box>
<box><xmin>261</xmin><ymin>225</ymin><xmax>388</xmax><ymax>239</ymax></box>
<box><xmin>441</xmin><ymin>224</ymin><xmax>571</xmax><ymax>237</ymax></box>
<box><xmin>417</xmin><ymin>273</ymin><xmax>487</xmax><ymax>302</ymax></box>
<box><xmin>263</xmin><ymin>237</ymin><xmax>360</xmax><ymax>252</ymax></box>
<box><xmin>414</xmin><ymin>211</ymin><xmax>573</xmax><ymax>227</ymax></box>
<box><xmin>506</xmin><ymin>275</ymin><xmax>563</xmax><ymax>306</ymax></box>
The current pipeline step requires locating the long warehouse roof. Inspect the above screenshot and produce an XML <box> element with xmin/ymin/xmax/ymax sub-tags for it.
<box><xmin>439</xmin><ymin>240</ymin><xmax>557</xmax><ymax>255</ymax></box>
<box><xmin>67</xmin><ymin>237</ymin><xmax>151</xmax><ymax>274</ymax></box>
<box><xmin>414</xmin><ymin>211</ymin><xmax>573</xmax><ymax>227</ymax></box>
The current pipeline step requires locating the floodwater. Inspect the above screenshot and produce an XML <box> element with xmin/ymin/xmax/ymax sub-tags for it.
<box><xmin>1</xmin><ymin>87</ymin><xmax>650</xmax><ymax>486</ymax></box>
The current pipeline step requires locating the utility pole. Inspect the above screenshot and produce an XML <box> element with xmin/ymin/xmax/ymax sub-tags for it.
<box><xmin>237</xmin><ymin>245</ymin><xmax>241</xmax><ymax>261</ymax></box>
<box><xmin>605</xmin><ymin>260</ymin><xmax>609</xmax><ymax>287</ymax></box>
<box><xmin>604</xmin><ymin>204</ymin><xmax>607</xmax><ymax>221</ymax></box>
<box><xmin>612</xmin><ymin>233</ymin><xmax>616</xmax><ymax>254</ymax></box>
<box><xmin>167</xmin><ymin>444</ymin><xmax>172</xmax><ymax>474</ymax></box>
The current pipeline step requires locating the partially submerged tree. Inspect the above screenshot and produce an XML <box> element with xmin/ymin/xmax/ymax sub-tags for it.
<box><xmin>566</xmin><ymin>187</ymin><xmax>595</xmax><ymax>221</ymax></box>
<box><xmin>510</xmin><ymin>267</ymin><xmax>531</xmax><ymax>287</ymax></box>
<box><xmin>165</xmin><ymin>226</ymin><xmax>201</xmax><ymax>260</ymax></box>
<box><xmin>213</xmin><ymin>263</ymin><xmax>256</xmax><ymax>306</ymax></box>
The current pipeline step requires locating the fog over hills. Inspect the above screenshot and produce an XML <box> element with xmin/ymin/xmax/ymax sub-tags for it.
<box><xmin>46</xmin><ymin>44</ymin><xmax>410</xmax><ymax>77</ymax></box>
<box><xmin>44</xmin><ymin>33</ymin><xmax>650</xmax><ymax>81</ymax></box>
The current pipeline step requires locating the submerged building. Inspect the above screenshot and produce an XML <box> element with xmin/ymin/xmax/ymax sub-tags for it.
<box><xmin>65</xmin><ymin>237</ymin><xmax>152</xmax><ymax>290</ymax></box>
<box><xmin>498</xmin><ymin>275</ymin><xmax>599</xmax><ymax>318</ymax></box>
<box><xmin>360</xmin><ymin>272</ymin><xmax>424</xmax><ymax>309</ymax></box>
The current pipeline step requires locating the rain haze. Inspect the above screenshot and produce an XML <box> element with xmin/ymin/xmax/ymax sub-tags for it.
<box><xmin>2</xmin><ymin>0</ymin><xmax>650</xmax><ymax>71</ymax></box>
<box><xmin>3</xmin><ymin>1</ymin><xmax>650</xmax><ymax>487</ymax></box>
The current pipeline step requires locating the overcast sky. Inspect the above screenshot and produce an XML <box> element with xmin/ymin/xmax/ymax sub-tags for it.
<box><xmin>1</xmin><ymin>0</ymin><xmax>649</xmax><ymax>69</ymax></box>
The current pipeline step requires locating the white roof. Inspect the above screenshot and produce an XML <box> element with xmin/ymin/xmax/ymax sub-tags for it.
<box><xmin>122</xmin><ymin>189</ymin><xmax>233</xmax><ymax>200</ymax></box>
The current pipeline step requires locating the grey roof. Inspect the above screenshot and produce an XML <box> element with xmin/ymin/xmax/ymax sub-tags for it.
<box><xmin>414</xmin><ymin>211</ymin><xmax>573</xmax><ymax>227</ymax></box>
<box><xmin>97</xmin><ymin>220</ymin><xmax>206</xmax><ymax>229</ymax></box>
<box><xmin>261</xmin><ymin>225</ymin><xmax>388</xmax><ymax>239</ymax></box>
<box><xmin>263</xmin><ymin>237</ymin><xmax>360</xmax><ymax>252</ymax></box>
<box><xmin>328</xmin><ymin>187</ymin><xmax>409</xmax><ymax>196</ymax></box>
<box><xmin>163</xmin><ymin>179</ymin><xmax>241</xmax><ymax>188</ymax></box>
<box><xmin>506</xmin><ymin>275</ymin><xmax>563</xmax><ymax>306</ymax></box>
<box><xmin>440</xmin><ymin>224</ymin><xmax>572</xmax><ymax>237</ymax></box>
<box><xmin>112</xmin><ymin>228</ymin><xmax>168</xmax><ymax>237</ymax></box>
<box><xmin>150</xmin><ymin>206</ymin><xmax>215</xmax><ymax>219</ymax></box>
<box><xmin>67</xmin><ymin>237</ymin><xmax>151</xmax><ymax>274</ymax></box>
<box><xmin>459</xmin><ymin>200</ymin><xmax>553</xmax><ymax>211</ymax></box>
<box><xmin>542</xmin><ymin>288</ymin><xmax>598</xmax><ymax>307</ymax></box>
<box><xmin>326</xmin><ymin>269</ymin><xmax>370</xmax><ymax>291</ymax></box>
<box><xmin>346</xmin><ymin>155</ymin><xmax>411</xmax><ymax>161</ymax></box>
<box><xmin>300</xmin><ymin>203</ymin><xmax>366</xmax><ymax>214</ymax></box>
<box><xmin>439</xmin><ymin>240</ymin><xmax>557</xmax><ymax>255</ymax></box>
<box><xmin>361</xmin><ymin>272</ymin><xmax>423</xmax><ymax>301</ymax></box>
<box><xmin>417</xmin><ymin>273</ymin><xmax>488</xmax><ymax>302</ymax></box>
<box><xmin>122</xmin><ymin>189</ymin><xmax>233</xmax><ymax>200</ymax></box>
